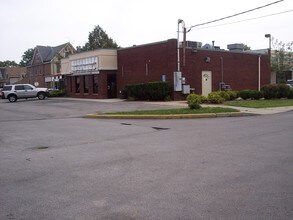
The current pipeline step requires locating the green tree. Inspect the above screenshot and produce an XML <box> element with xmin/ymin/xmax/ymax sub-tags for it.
<box><xmin>19</xmin><ymin>48</ymin><xmax>34</xmax><ymax>67</ymax></box>
<box><xmin>0</xmin><ymin>60</ymin><xmax>19</xmax><ymax>67</ymax></box>
<box><xmin>80</xmin><ymin>25</ymin><xmax>119</xmax><ymax>51</ymax></box>
<box><xmin>243</xmin><ymin>44</ymin><xmax>251</xmax><ymax>51</ymax></box>
<box><xmin>271</xmin><ymin>38</ymin><xmax>293</xmax><ymax>82</ymax></box>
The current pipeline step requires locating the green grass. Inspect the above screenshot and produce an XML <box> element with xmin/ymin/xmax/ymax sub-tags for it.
<box><xmin>106</xmin><ymin>107</ymin><xmax>239</xmax><ymax>115</ymax></box>
<box><xmin>225</xmin><ymin>99</ymin><xmax>293</xmax><ymax>108</ymax></box>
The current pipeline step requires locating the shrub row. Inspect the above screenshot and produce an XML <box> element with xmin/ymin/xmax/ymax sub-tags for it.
<box><xmin>187</xmin><ymin>84</ymin><xmax>292</xmax><ymax>108</ymax></box>
<box><xmin>125</xmin><ymin>81</ymin><xmax>172</xmax><ymax>101</ymax></box>
<box><xmin>261</xmin><ymin>84</ymin><xmax>291</xmax><ymax>99</ymax></box>
<box><xmin>238</xmin><ymin>90</ymin><xmax>263</xmax><ymax>100</ymax></box>
<box><xmin>186</xmin><ymin>92</ymin><xmax>227</xmax><ymax>108</ymax></box>
<box><xmin>237</xmin><ymin>84</ymin><xmax>291</xmax><ymax>100</ymax></box>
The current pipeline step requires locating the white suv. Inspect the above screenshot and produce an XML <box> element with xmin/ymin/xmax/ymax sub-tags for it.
<box><xmin>1</xmin><ymin>84</ymin><xmax>49</xmax><ymax>102</ymax></box>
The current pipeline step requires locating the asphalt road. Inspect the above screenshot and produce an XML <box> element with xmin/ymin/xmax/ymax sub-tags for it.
<box><xmin>0</xmin><ymin>98</ymin><xmax>292</xmax><ymax>220</ymax></box>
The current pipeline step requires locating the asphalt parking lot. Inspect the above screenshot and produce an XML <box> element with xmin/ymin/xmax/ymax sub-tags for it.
<box><xmin>0</xmin><ymin>97</ymin><xmax>292</xmax><ymax>219</ymax></box>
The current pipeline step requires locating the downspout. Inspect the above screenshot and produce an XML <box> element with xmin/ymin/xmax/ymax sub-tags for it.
<box><xmin>220</xmin><ymin>57</ymin><xmax>224</xmax><ymax>91</ymax></box>
<box><xmin>258</xmin><ymin>54</ymin><xmax>261</xmax><ymax>91</ymax></box>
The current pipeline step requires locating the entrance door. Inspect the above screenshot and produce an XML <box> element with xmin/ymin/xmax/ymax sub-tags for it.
<box><xmin>107</xmin><ymin>74</ymin><xmax>117</xmax><ymax>98</ymax></box>
<box><xmin>202</xmin><ymin>71</ymin><xmax>212</xmax><ymax>97</ymax></box>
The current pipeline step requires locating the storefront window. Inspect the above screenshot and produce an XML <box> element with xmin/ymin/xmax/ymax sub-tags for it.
<box><xmin>84</xmin><ymin>75</ymin><xmax>89</xmax><ymax>93</ymax></box>
<box><xmin>93</xmin><ymin>75</ymin><xmax>98</xmax><ymax>94</ymax></box>
<box><xmin>75</xmin><ymin>76</ymin><xmax>80</xmax><ymax>93</ymax></box>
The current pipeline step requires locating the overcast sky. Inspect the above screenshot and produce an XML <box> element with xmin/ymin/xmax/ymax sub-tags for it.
<box><xmin>0</xmin><ymin>0</ymin><xmax>292</xmax><ymax>63</ymax></box>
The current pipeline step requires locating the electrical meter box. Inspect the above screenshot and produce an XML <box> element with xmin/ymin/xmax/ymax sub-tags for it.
<box><xmin>182</xmin><ymin>85</ymin><xmax>190</xmax><ymax>94</ymax></box>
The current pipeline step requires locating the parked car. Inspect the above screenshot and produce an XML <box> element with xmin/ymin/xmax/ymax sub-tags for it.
<box><xmin>286</xmin><ymin>80</ymin><xmax>293</xmax><ymax>88</ymax></box>
<box><xmin>1</xmin><ymin>84</ymin><xmax>49</xmax><ymax>102</ymax></box>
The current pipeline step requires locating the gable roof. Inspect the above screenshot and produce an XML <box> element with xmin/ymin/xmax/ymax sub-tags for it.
<box><xmin>6</xmin><ymin>67</ymin><xmax>27</xmax><ymax>78</ymax></box>
<box><xmin>36</xmin><ymin>43</ymin><xmax>69</xmax><ymax>62</ymax></box>
<box><xmin>28</xmin><ymin>42</ymin><xmax>72</xmax><ymax>66</ymax></box>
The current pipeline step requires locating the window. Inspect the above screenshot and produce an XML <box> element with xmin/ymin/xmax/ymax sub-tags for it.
<box><xmin>84</xmin><ymin>75</ymin><xmax>89</xmax><ymax>93</ymax></box>
<box><xmin>3</xmin><ymin>85</ymin><xmax>12</xmax><ymax>91</ymax></box>
<box><xmin>93</xmin><ymin>75</ymin><xmax>98</xmax><ymax>94</ymax></box>
<box><xmin>75</xmin><ymin>77</ymin><xmax>80</xmax><ymax>93</ymax></box>
<box><xmin>15</xmin><ymin>85</ymin><xmax>25</xmax><ymax>90</ymax></box>
<box><xmin>57</xmin><ymin>63</ymin><xmax>61</xmax><ymax>73</ymax></box>
<box><xmin>24</xmin><ymin>85</ymin><xmax>34</xmax><ymax>90</ymax></box>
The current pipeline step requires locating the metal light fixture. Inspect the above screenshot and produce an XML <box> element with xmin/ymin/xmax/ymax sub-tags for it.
<box><xmin>265</xmin><ymin>34</ymin><xmax>271</xmax><ymax>51</ymax></box>
<box><xmin>177</xmin><ymin>19</ymin><xmax>184</xmax><ymax>72</ymax></box>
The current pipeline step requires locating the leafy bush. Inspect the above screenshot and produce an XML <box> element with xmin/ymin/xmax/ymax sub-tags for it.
<box><xmin>208</xmin><ymin>92</ymin><xmax>225</xmax><ymax>104</ymax></box>
<box><xmin>261</xmin><ymin>84</ymin><xmax>277</xmax><ymax>99</ymax></box>
<box><xmin>48</xmin><ymin>90</ymin><xmax>65</xmax><ymax>97</ymax></box>
<box><xmin>186</xmin><ymin>93</ymin><xmax>202</xmax><ymax>109</ymax></box>
<box><xmin>226</xmin><ymin>90</ymin><xmax>238</xmax><ymax>100</ymax></box>
<box><xmin>277</xmin><ymin>84</ymin><xmax>290</xmax><ymax>98</ymax></box>
<box><xmin>261</xmin><ymin>84</ymin><xmax>286</xmax><ymax>99</ymax></box>
<box><xmin>199</xmin><ymin>95</ymin><xmax>208</xmax><ymax>103</ymax></box>
<box><xmin>219</xmin><ymin>91</ymin><xmax>230</xmax><ymax>101</ymax></box>
<box><xmin>238</xmin><ymin>90</ymin><xmax>263</xmax><ymax>100</ymax></box>
<box><xmin>125</xmin><ymin>81</ymin><xmax>172</xmax><ymax>101</ymax></box>
<box><xmin>288</xmin><ymin>88</ymin><xmax>293</xmax><ymax>99</ymax></box>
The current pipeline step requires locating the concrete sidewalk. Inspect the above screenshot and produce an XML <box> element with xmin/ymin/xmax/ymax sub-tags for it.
<box><xmin>144</xmin><ymin>101</ymin><xmax>293</xmax><ymax>115</ymax></box>
<box><xmin>55</xmin><ymin>98</ymin><xmax>293</xmax><ymax>118</ymax></box>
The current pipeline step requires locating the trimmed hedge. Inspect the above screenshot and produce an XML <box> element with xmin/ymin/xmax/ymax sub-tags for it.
<box><xmin>125</xmin><ymin>81</ymin><xmax>172</xmax><ymax>101</ymax></box>
<box><xmin>238</xmin><ymin>90</ymin><xmax>263</xmax><ymax>100</ymax></box>
<box><xmin>261</xmin><ymin>84</ymin><xmax>290</xmax><ymax>99</ymax></box>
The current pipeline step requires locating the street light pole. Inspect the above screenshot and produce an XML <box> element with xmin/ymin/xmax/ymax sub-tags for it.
<box><xmin>177</xmin><ymin>19</ymin><xmax>183</xmax><ymax>72</ymax></box>
<box><xmin>265</xmin><ymin>34</ymin><xmax>272</xmax><ymax>83</ymax></box>
<box><xmin>265</xmin><ymin>34</ymin><xmax>271</xmax><ymax>51</ymax></box>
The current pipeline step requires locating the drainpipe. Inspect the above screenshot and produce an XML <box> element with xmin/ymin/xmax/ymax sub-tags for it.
<box><xmin>258</xmin><ymin>54</ymin><xmax>261</xmax><ymax>91</ymax></box>
<box><xmin>221</xmin><ymin>57</ymin><xmax>224</xmax><ymax>85</ymax></box>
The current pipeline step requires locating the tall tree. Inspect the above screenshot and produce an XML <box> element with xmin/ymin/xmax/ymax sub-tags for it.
<box><xmin>243</xmin><ymin>44</ymin><xmax>251</xmax><ymax>51</ymax></box>
<box><xmin>81</xmin><ymin>25</ymin><xmax>119</xmax><ymax>51</ymax></box>
<box><xmin>271</xmin><ymin>38</ymin><xmax>293</xmax><ymax>82</ymax></box>
<box><xmin>0</xmin><ymin>60</ymin><xmax>19</xmax><ymax>67</ymax></box>
<box><xmin>19</xmin><ymin>48</ymin><xmax>34</xmax><ymax>67</ymax></box>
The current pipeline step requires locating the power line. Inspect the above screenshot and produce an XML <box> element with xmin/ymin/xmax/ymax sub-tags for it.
<box><xmin>191</xmin><ymin>9</ymin><xmax>293</xmax><ymax>31</ymax></box>
<box><xmin>187</xmin><ymin>0</ymin><xmax>284</xmax><ymax>31</ymax></box>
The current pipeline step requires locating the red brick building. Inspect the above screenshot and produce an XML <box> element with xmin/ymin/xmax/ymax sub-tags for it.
<box><xmin>117</xmin><ymin>39</ymin><xmax>270</xmax><ymax>100</ymax></box>
<box><xmin>61</xmin><ymin>39</ymin><xmax>270</xmax><ymax>100</ymax></box>
<box><xmin>23</xmin><ymin>43</ymin><xmax>75</xmax><ymax>88</ymax></box>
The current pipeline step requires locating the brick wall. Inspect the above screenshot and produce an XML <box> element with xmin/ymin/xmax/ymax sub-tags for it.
<box><xmin>27</xmin><ymin>63</ymin><xmax>51</xmax><ymax>87</ymax></box>
<box><xmin>117</xmin><ymin>39</ymin><xmax>270</xmax><ymax>100</ymax></box>
<box><xmin>117</xmin><ymin>39</ymin><xmax>177</xmax><ymax>96</ymax></box>
<box><xmin>183</xmin><ymin>49</ymin><xmax>270</xmax><ymax>94</ymax></box>
<box><xmin>65</xmin><ymin>70</ymin><xmax>115</xmax><ymax>99</ymax></box>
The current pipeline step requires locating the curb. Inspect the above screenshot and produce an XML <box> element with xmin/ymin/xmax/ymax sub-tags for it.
<box><xmin>84</xmin><ymin>112</ymin><xmax>256</xmax><ymax>119</ymax></box>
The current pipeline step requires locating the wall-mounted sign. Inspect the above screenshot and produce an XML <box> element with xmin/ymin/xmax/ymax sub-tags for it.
<box><xmin>71</xmin><ymin>57</ymin><xmax>99</xmax><ymax>75</ymax></box>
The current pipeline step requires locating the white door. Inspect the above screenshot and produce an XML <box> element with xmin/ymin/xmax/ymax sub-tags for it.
<box><xmin>202</xmin><ymin>71</ymin><xmax>212</xmax><ymax>97</ymax></box>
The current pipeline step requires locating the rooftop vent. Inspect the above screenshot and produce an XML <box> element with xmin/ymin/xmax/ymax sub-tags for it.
<box><xmin>227</xmin><ymin>43</ymin><xmax>244</xmax><ymax>52</ymax></box>
<box><xmin>181</xmin><ymin>41</ymin><xmax>202</xmax><ymax>49</ymax></box>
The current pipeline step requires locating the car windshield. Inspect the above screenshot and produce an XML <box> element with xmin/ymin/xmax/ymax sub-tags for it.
<box><xmin>3</xmin><ymin>86</ymin><xmax>12</xmax><ymax>91</ymax></box>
